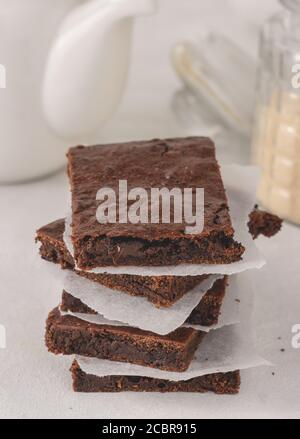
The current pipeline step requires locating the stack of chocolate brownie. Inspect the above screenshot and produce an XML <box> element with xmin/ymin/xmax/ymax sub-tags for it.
<box><xmin>36</xmin><ymin>137</ymin><xmax>282</xmax><ymax>394</ymax></box>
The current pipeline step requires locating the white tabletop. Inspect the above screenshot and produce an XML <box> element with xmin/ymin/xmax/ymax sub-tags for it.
<box><xmin>1</xmin><ymin>0</ymin><xmax>300</xmax><ymax>419</ymax></box>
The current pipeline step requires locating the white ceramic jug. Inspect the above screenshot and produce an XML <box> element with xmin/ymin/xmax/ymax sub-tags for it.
<box><xmin>0</xmin><ymin>0</ymin><xmax>156</xmax><ymax>183</ymax></box>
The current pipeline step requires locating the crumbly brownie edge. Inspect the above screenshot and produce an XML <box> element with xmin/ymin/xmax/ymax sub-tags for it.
<box><xmin>36</xmin><ymin>207</ymin><xmax>282</xmax><ymax>270</ymax></box>
<box><xmin>36</xmin><ymin>221</ymin><xmax>74</xmax><ymax>270</ymax></box>
<box><xmin>61</xmin><ymin>291</ymin><xmax>97</xmax><ymax>315</ymax></box>
<box><xmin>46</xmin><ymin>308</ymin><xmax>205</xmax><ymax>372</ymax></box>
<box><xmin>186</xmin><ymin>277</ymin><xmax>227</xmax><ymax>326</ymax></box>
<box><xmin>71</xmin><ymin>361</ymin><xmax>241</xmax><ymax>394</ymax></box>
<box><xmin>75</xmin><ymin>231</ymin><xmax>245</xmax><ymax>269</ymax></box>
<box><xmin>79</xmin><ymin>270</ymin><xmax>206</xmax><ymax>308</ymax></box>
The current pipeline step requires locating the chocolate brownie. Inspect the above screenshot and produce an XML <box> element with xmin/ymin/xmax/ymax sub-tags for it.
<box><xmin>67</xmin><ymin>138</ymin><xmax>245</xmax><ymax>269</ymax></box>
<box><xmin>36</xmin><ymin>208</ymin><xmax>281</xmax><ymax>307</ymax></box>
<box><xmin>71</xmin><ymin>360</ymin><xmax>241</xmax><ymax>394</ymax></box>
<box><xmin>36</xmin><ymin>219</ymin><xmax>208</xmax><ymax>308</ymax></box>
<box><xmin>36</xmin><ymin>219</ymin><xmax>74</xmax><ymax>269</ymax></box>
<box><xmin>248</xmin><ymin>205</ymin><xmax>283</xmax><ymax>239</ymax></box>
<box><xmin>46</xmin><ymin>308</ymin><xmax>205</xmax><ymax>372</ymax></box>
<box><xmin>61</xmin><ymin>277</ymin><xmax>227</xmax><ymax>327</ymax></box>
<box><xmin>186</xmin><ymin>277</ymin><xmax>227</xmax><ymax>326</ymax></box>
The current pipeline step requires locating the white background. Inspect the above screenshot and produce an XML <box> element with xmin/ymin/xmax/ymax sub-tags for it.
<box><xmin>1</xmin><ymin>0</ymin><xmax>300</xmax><ymax>419</ymax></box>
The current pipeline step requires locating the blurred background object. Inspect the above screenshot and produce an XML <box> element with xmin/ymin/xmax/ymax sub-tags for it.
<box><xmin>172</xmin><ymin>88</ymin><xmax>251</xmax><ymax>165</ymax></box>
<box><xmin>0</xmin><ymin>0</ymin><xmax>280</xmax><ymax>183</ymax></box>
<box><xmin>170</xmin><ymin>1</ymin><xmax>278</xmax><ymax>166</ymax></box>
<box><xmin>170</xmin><ymin>0</ymin><xmax>300</xmax><ymax>226</ymax></box>
<box><xmin>172</xmin><ymin>35</ymin><xmax>256</xmax><ymax>137</ymax></box>
<box><xmin>0</xmin><ymin>0</ymin><xmax>156</xmax><ymax>184</ymax></box>
<box><xmin>171</xmin><ymin>34</ymin><xmax>256</xmax><ymax>164</ymax></box>
<box><xmin>252</xmin><ymin>0</ymin><xmax>300</xmax><ymax>225</ymax></box>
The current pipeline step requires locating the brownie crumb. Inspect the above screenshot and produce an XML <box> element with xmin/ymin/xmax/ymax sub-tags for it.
<box><xmin>248</xmin><ymin>207</ymin><xmax>282</xmax><ymax>239</ymax></box>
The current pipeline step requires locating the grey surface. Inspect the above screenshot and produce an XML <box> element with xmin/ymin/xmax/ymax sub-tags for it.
<box><xmin>0</xmin><ymin>172</ymin><xmax>299</xmax><ymax>419</ymax></box>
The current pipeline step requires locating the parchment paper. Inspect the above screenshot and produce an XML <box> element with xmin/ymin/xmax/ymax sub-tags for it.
<box><xmin>62</xmin><ymin>273</ymin><xmax>242</xmax><ymax>334</ymax></box>
<box><xmin>74</xmin><ymin>272</ymin><xmax>270</xmax><ymax>380</ymax></box>
<box><xmin>64</xmin><ymin>165</ymin><xmax>265</xmax><ymax>277</ymax></box>
<box><xmin>63</xmin><ymin>271</ymin><xmax>223</xmax><ymax>335</ymax></box>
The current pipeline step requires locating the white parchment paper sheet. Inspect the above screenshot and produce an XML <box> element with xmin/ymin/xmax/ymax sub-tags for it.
<box><xmin>63</xmin><ymin>272</ymin><xmax>223</xmax><ymax>335</ymax></box>
<box><xmin>62</xmin><ymin>273</ymin><xmax>242</xmax><ymax>334</ymax></box>
<box><xmin>64</xmin><ymin>165</ymin><xmax>265</xmax><ymax>277</ymax></box>
<box><xmin>74</xmin><ymin>272</ymin><xmax>270</xmax><ymax>380</ymax></box>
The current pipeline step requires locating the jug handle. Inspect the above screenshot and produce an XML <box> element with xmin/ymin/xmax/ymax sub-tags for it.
<box><xmin>42</xmin><ymin>0</ymin><xmax>157</xmax><ymax>140</ymax></box>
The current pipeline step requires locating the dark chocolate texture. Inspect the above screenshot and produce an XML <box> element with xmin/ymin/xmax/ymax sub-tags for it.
<box><xmin>67</xmin><ymin>138</ymin><xmax>245</xmax><ymax>268</ymax></box>
<box><xmin>46</xmin><ymin>308</ymin><xmax>206</xmax><ymax>372</ymax></box>
<box><xmin>71</xmin><ymin>361</ymin><xmax>241</xmax><ymax>394</ymax></box>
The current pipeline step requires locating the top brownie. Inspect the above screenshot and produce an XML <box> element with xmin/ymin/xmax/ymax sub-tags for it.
<box><xmin>67</xmin><ymin>137</ymin><xmax>244</xmax><ymax>269</ymax></box>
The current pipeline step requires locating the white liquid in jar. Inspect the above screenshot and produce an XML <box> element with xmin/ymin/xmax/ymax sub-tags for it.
<box><xmin>253</xmin><ymin>91</ymin><xmax>300</xmax><ymax>225</ymax></box>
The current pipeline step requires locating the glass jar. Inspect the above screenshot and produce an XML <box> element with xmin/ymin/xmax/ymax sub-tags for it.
<box><xmin>252</xmin><ymin>0</ymin><xmax>300</xmax><ymax>225</ymax></box>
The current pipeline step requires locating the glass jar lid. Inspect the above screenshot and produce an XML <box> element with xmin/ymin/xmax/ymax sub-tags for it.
<box><xmin>280</xmin><ymin>0</ymin><xmax>300</xmax><ymax>12</ymax></box>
